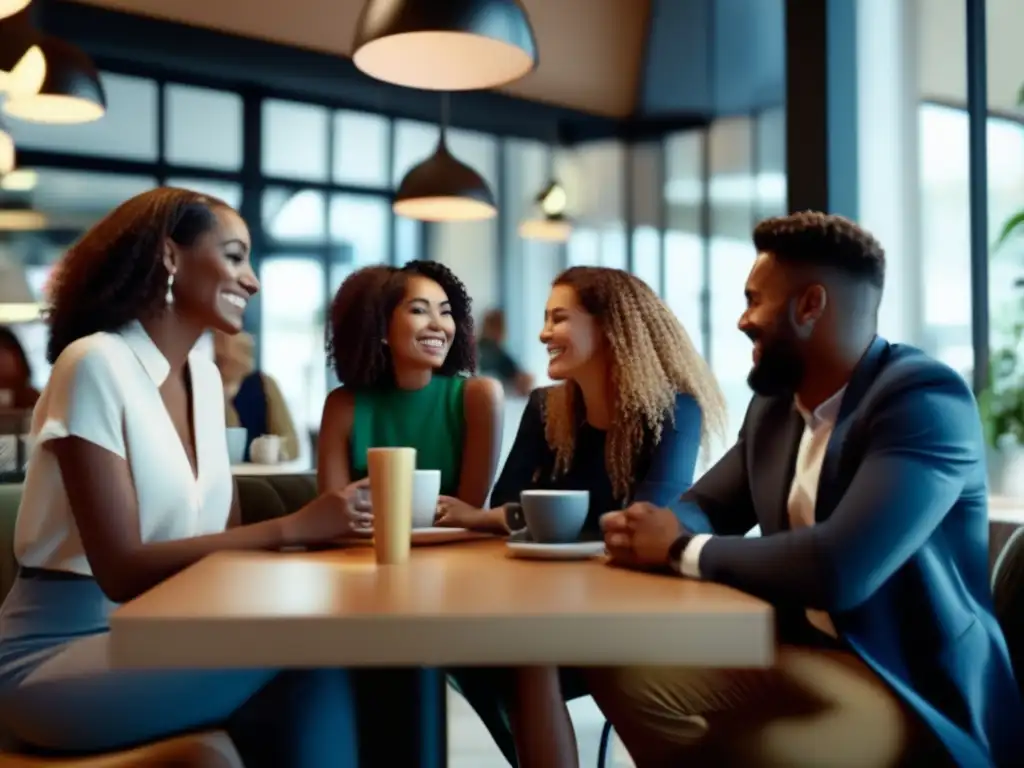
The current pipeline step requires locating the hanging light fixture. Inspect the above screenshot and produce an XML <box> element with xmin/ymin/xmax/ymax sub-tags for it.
<box><xmin>4</xmin><ymin>35</ymin><xmax>106</xmax><ymax>124</ymax></box>
<box><xmin>393</xmin><ymin>94</ymin><xmax>497</xmax><ymax>222</ymax></box>
<box><xmin>352</xmin><ymin>0</ymin><xmax>538</xmax><ymax>91</ymax></box>
<box><xmin>519</xmin><ymin>180</ymin><xmax>572</xmax><ymax>241</ymax></box>
<box><xmin>0</xmin><ymin>0</ymin><xmax>30</xmax><ymax>23</ymax></box>
<box><xmin>519</xmin><ymin>136</ymin><xmax>572</xmax><ymax>242</ymax></box>
<box><xmin>0</xmin><ymin>9</ymin><xmax>43</xmax><ymax>96</ymax></box>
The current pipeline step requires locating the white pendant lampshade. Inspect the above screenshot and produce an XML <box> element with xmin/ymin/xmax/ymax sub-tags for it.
<box><xmin>352</xmin><ymin>0</ymin><xmax>538</xmax><ymax>91</ymax></box>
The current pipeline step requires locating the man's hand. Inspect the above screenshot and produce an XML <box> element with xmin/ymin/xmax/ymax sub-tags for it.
<box><xmin>600</xmin><ymin>502</ymin><xmax>686</xmax><ymax>570</ymax></box>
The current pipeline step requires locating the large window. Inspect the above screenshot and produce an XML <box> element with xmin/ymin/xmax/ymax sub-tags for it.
<box><xmin>8</xmin><ymin>65</ymin><xmax>808</xmax><ymax>480</ymax></box>
<box><xmin>918</xmin><ymin>105</ymin><xmax>1024</xmax><ymax>379</ymax></box>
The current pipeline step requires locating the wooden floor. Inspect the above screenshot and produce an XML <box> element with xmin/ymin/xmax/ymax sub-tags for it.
<box><xmin>447</xmin><ymin>687</ymin><xmax>635</xmax><ymax>768</ymax></box>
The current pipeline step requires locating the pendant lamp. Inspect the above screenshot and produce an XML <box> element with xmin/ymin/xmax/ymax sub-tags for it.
<box><xmin>0</xmin><ymin>0</ymin><xmax>30</xmax><ymax>23</ymax></box>
<box><xmin>519</xmin><ymin>142</ymin><xmax>572</xmax><ymax>242</ymax></box>
<box><xmin>352</xmin><ymin>0</ymin><xmax>537</xmax><ymax>91</ymax></box>
<box><xmin>4</xmin><ymin>35</ymin><xmax>106</xmax><ymax>124</ymax></box>
<box><xmin>0</xmin><ymin>10</ymin><xmax>43</xmax><ymax>96</ymax></box>
<box><xmin>393</xmin><ymin>94</ymin><xmax>497</xmax><ymax>222</ymax></box>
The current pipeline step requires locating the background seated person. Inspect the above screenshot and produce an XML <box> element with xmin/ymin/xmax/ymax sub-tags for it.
<box><xmin>213</xmin><ymin>329</ymin><xmax>298</xmax><ymax>461</ymax></box>
<box><xmin>477</xmin><ymin>308</ymin><xmax>534</xmax><ymax>397</ymax></box>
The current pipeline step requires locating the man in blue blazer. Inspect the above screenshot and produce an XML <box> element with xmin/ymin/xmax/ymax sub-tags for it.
<box><xmin>596</xmin><ymin>212</ymin><xmax>1023</xmax><ymax>767</ymax></box>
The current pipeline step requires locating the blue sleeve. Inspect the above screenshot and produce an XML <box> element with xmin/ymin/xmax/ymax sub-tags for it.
<box><xmin>699</xmin><ymin>368</ymin><xmax>980</xmax><ymax>611</ymax></box>
<box><xmin>634</xmin><ymin>394</ymin><xmax>702</xmax><ymax>509</ymax></box>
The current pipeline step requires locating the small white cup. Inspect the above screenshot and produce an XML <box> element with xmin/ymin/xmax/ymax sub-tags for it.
<box><xmin>250</xmin><ymin>434</ymin><xmax>282</xmax><ymax>465</ymax></box>
<box><xmin>225</xmin><ymin>427</ymin><xmax>247</xmax><ymax>465</ymax></box>
<box><xmin>412</xmin><ymin>469</ymin><xmax>442</xmax><ymax>529</ymax></box>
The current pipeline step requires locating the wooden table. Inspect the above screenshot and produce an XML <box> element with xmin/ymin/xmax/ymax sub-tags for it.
<box><xmin>109</xmin><ymin>540</ymin><xmax>773</xmax><ymax>669</ymax></box>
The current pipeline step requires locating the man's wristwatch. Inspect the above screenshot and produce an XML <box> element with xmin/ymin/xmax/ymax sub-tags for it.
<box><xmin>667</xmin><ymin>530</ymin><xmax>695</xmax><ymax>573</ymax></box>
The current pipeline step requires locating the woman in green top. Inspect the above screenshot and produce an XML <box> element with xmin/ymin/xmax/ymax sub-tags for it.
<box><xmin>318</xmin><ymin>260</ymin><xmax>503</xmax><ymax>521</ymax></box>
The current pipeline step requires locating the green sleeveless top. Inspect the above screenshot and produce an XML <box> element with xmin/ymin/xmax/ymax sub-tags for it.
<box><xmin>349</xmin><ymin>375</ymin><xmax>467</xmax><ymax>496</ymax></box>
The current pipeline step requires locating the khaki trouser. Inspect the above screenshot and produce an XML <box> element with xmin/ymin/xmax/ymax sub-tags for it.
<box><xmin>584</xmin><ymin>647</ymin><xmax>951</xmax><ymax>768</ymax></box>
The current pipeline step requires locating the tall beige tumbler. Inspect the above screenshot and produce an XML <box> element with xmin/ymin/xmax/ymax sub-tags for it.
<box><xmin>367</xmin><ymin>447</ymin><xmax>416</xmax><ymax>564</ymax></box>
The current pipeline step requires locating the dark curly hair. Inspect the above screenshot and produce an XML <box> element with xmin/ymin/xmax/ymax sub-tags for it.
<box><xmin>326</xmin><ymin>260</ymin><xmax>476</xmax><ymax>389</ymax></box>
<box><xmin>44</xmin><ymin>187</ymin><xmax>230</xmax><ymax>364</ymax></box>
<box><xmin>753</xmin><ymin>211</ymin><xmax>886</xmax><ymax>289</ymax></box>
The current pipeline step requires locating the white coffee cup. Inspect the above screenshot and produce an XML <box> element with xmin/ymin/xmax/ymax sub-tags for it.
<box><xmin>412</xmin><ymin>469</ymin><xmax>442</xmax><ymax>529</ymax></box>
<box><xmin>250</xmin><ymin>434</ymin><xmax>282</xmax><ymax>465</ymax></box>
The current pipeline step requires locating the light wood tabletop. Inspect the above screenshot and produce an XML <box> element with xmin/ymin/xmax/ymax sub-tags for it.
<box><xmin>109</xmin><ymin>540</ymin><xmax>774</xmax><ymax>670</ymax></box>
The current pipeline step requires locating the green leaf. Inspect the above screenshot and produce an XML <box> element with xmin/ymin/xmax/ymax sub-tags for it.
<box><xmin>996</xmin><ymin>210</ymin><xmax>1024</xmax><ymax>248</ymax></box>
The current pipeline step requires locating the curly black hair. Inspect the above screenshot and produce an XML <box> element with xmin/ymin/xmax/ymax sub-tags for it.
<box><xmin>326</xmin><ymin>260</ymin><xmax>476</xmax><ymax>389</ymax></box>
<box><xmin>44</xmin><ymin>187</ymin><xmax>230</xmax><ymax>364</ymax></box>
<box><xmin>753</xmin><ymin>211</ymin><xmax>886</xmax><ymax>289</ymax></box>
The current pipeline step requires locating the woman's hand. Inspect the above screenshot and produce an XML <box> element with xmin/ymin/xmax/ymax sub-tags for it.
<box><xmin>280</xmin><ymin>489</ymin><xmax>373</xmax><ymax>546</ymax></box>
<box><xmin>343</xmin><ymin>478</ymin><xmax>372</xmax><ymax>514</ymax></box>
<box><xmin>435</xmin><ymin>495</ymin><xmax>487</xmax><ymax>529</ymax></box>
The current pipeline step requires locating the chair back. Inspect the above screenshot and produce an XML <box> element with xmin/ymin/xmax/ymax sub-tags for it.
<box><xmin>992</xmin><ymin>525</ymin><xmax>1024</xmax><ymax>694</ymax></box>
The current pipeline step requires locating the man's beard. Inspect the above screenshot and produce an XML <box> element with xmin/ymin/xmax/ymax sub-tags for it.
<box><xmin>747</xmin><ymin>332</ymin><xmax>805</xmax><ymax>397</ymax></box>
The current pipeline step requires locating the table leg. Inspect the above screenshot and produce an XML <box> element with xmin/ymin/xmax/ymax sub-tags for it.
<box><xmin>354</xmin><ymin>667</ymin><xmax>447</xmax><ymax>768</ymax></box>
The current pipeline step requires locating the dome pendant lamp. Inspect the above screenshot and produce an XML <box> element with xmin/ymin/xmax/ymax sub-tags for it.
<box><xmin>0</xmin><ymin>0</ymin><xmax>30</xmax><ymax>23</ymax></box>
<box><xmin>4</xmin><ymin>35</ymin><xmax>106</xmax><ymax>124</ymax></box>
<box><xmin>0</xmin><ymin>9</ymin><xmax>44</xmax><ymax>97</ymax></box>
<box><xmin>519</xmin><ymin>138</ymin><xmax>572</xmax><ymax>242</ymax></box>
<box><xmin>393</xmin><ymin>94</ymin><xmax>497</xmax><ymax>222</ymax></box>
<box><xmin>352</xmin><ymin>0</ymin><xmax>538</xmax><ymax>91</ymax></box>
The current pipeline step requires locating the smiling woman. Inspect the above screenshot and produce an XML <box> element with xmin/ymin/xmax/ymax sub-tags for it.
<box><xmin>0</xmin><ymin>186</ymin><xmax>372</xmax><ymax>766</ymax></box>
<box><xmin>318</xmin><ymin>260</ymin><xmax>503</xmax><ymax>505</ymax></box>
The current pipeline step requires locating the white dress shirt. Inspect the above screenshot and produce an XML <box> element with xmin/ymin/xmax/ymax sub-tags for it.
<box><xmin>681</xmin><ymin>387</ymin><xmax>847</xmax><ymax>638</ymax></box>
<box><xmin>14</xmin><ymin>321</ymin><xmax>233</xmax><ymax>576</ymax></box>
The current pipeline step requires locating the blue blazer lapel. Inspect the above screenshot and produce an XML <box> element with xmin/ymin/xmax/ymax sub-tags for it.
<box><xmin>815</xmin><ymin>336</ymin><xmax>890</xmax><ymax>522</ymax></box>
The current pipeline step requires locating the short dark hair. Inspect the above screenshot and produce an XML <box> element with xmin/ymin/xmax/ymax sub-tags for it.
<box><xmin>45</xmin><ymin>187</ymin><xmax>229</xmax><ymax>364</ymax></box>
<box><xmin>752</xmin><ymin>211</ymin><xmax>885</xmax><ymax>289</ymax></box>
<box><xmin>326</xmin><ymin>260</ymin><xmax>476</xmax><ymax>389</ymax></box>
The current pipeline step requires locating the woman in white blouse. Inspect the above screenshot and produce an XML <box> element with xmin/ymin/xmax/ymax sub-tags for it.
<box><xmin>0</xmin><ymin>188</ymin><xmax>371</xmax><ymax>766</ymax></box>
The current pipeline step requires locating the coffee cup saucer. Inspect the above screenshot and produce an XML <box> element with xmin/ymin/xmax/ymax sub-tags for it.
<box><xmin>505</xmin><ymin>529</ymin><xmax>606</xmax><ymax>560</ymax></box>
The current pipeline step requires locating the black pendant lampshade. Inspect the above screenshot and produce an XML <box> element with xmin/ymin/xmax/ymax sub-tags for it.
<box><xmin>4</xmin><ymin>35</ymin><xmax>106</xmax><ymax>124</ymax></box>
<box><xmin>352</xmin><ymin>0</ymin><xmax>538</xmax><ymax>91</ymax></box>
<box><xmin>393</xmin><ymin>137</ymin><xmax>497</xmax><ymax>222</ymax></box>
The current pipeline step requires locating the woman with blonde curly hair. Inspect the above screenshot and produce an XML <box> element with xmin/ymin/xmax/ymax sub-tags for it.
<box><xmin>443</xmin><ymin>266</ymin><xmax>726</xmax><ymax>768</ymax></box>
